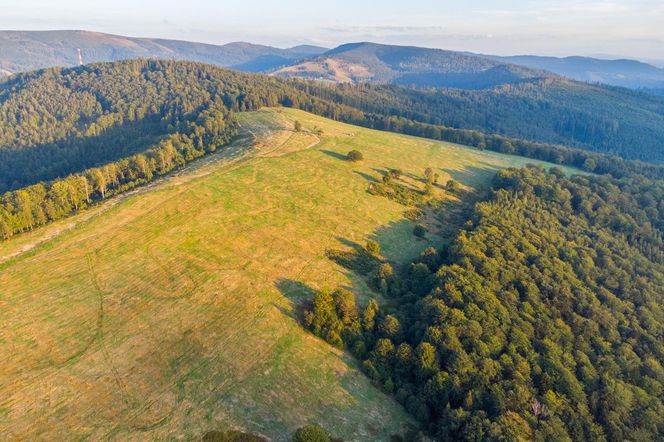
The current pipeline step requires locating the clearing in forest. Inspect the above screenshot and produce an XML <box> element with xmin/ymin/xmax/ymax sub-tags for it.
<box><xmin>0</xmin><ymin>108</ymin><xmax>575</xmax><ymax>440</ymax></box>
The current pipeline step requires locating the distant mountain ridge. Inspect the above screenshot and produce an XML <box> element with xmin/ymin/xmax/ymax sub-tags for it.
<box><xmin>271</xmin><ymin>42</ymin><xmax>554</xmax><ymax>89</ymax></box>
<box><xmin>485</xmin><ymin>54</ymin><xmax>664</xmax><ymax>91</ymax></box>
<box><xmin>2</xmin><ymin>30</ymin><xmax>663</xmax><ymax>93</ymax></box>
<box><xmin>0</xmin><ymin>30</ymin><xmax>327</xmax><ymax>75</ymax></box>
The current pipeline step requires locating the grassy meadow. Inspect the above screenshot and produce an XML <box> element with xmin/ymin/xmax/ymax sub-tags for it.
<box><xmin>0</xmin><ymin>108</ymin><xmax>577</xmax><ymax>440</ymax></box>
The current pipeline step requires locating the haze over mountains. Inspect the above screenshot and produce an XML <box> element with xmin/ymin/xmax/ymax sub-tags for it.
<box><xmin>0</xmin><ymin>30</ymin><xmax>327</xmax><ymax>75</ymax></box>
<box><xmin>2</xmin><ymin>30</ymin><xmax>664</xmax><ymax>93</ymax></box>
<box><xmin>270</xmin><ymin>42</ymin><xmax>555</xmax><ymax>89</ymax></box>
<box><xmin>486</xmin><ymin>54</ymin><xmax>664</xmax><ymax>93</ymax></box>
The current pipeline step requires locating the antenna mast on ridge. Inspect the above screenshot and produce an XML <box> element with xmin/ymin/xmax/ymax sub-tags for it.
<box><xmin>77</xmin><ymin>48</ymin><xmax>83</xmax><ymax>66</ymax></box>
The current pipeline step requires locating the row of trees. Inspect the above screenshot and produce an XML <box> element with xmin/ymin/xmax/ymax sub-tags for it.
<box><xmin>2</xmin><ymin>59</ymin><xmax>663</xmax><ymax>240</ymax></box>
<box><xmin>305</xmin><ymin>165</ymin><xmax>664</xmax><ymax>440</ymax></box>
<box><xmin>289</xmin><ymin>78</ymin><xmax>664</xmax><ymax>164</ymax></box>
<box><xmin>290</xmin><ymin>87</ymin><xmax>664</xmax><ymax>180</ymax></box>
<box><xmin>0</xmin><ymin>108</ymin><xmax>236</xmax><ymax>239</ymax></box>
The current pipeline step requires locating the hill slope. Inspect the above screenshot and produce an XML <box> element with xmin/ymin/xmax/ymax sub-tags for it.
<box><xmin>1</xmin><ymin>56</ymin><xmax>663</xmax><ymax>210</ymax></box>
<box><xmin>271</xmin><ymin>42</ymin><xmax>551</xmax><ymax>88</ymax></box>
<box><xmin>296</xmin><ymin>78</ymin><xmax>664</xmax><ymax>163</ymax></box>
<box><xmin>0</xmin><ymin>107</ymin><xmax>576</xmax><ymax>440</ymax></box>
<box><xmin>0</xmin><ymin>30</ymin><xmax>326</xmax><ymax>75</ymax></box>
<box><xmin>487</xmin><ymin>54</ymin><xmax>664</xmax><ymax>91</ymax></box>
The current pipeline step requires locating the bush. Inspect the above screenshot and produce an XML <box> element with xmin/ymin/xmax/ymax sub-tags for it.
<box><xmin>365</xmin><ymin>239</ymin><xmax>381</xmax><ymax>256</ymax></box>
<box><xmin>346</xmin><ymin>150</ymin><xmax>364</xmax><ymax>161</ymax></box>
<box><xmin>413</xmin><ymin>224</ymin><xmax>427</xmax><ymax>237</ymax></box>
<box><xmin>294</xmin><ymin>120</ymin><xmax>303</xmax><ymax>132</ymax></box>
<box><xmin>446</xmin><ymin>179</ymin><xmax>461</xmax><ymax>191</ymax></box>
<box><xmin>292</xmin><ymin>424</ymin><xmax>331</xmax><ymax>442</ymax></box>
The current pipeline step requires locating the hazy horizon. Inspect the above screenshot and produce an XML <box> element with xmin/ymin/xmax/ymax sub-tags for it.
<box><xmin>1</xmin><ymin>0</ymin><xmax>663</xmax><ymax>63</ymax></box>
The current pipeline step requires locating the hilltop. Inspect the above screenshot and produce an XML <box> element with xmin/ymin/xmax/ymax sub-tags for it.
<box><xmin>271</xmin><ymin>42</ymin><xmax>551</xmax><ymax>88</ymax></box>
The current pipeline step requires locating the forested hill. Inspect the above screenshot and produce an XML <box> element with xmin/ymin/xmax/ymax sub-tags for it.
<box><xmin>2</xmin><ymin>59</ymin><xmax>664</xmax><ymax>192</ymax></box>
<box><xmin>2</xmin><ymin>58</ymin><xmax>664</xmax><ymax>241</ymax></box>
<box><xmin>1</xmin><ymin>58</ymin><xmax>664</xmax><ymax>194</ymax></box>
<box><xmin>271</xmin><ymin>42</ymin><xmax>551</xmax><ymax>88</ymax></box>
<box><xmin>293</xmin><ymin>78</ymin><xmax>664</xmax><ymax>163</ymax></box>
<box><xmin>0</xmin><ymin>59</ymin><xmax>349</xmax><ymax>192</ymax></box>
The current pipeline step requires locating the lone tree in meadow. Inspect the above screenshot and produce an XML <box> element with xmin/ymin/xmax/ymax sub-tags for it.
<box><xmin>424</xmin><ymin>167</ymin><xmax>434</xmax><ymax>182</ymax></box>
<box><xmin>346</xmin><ymin>150</ymin><xmax>364</xmax><ymax>162</ymax></box>
<box><xmin>294</xmin><ymin>120</ymin><xmax>303</xmax><ymax>132</ymax></box>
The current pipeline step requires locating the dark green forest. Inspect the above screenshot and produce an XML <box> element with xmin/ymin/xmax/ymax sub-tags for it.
<box><xmin>305</xmin><ymin>166</ymin><xmax>664</xmax><ymax>441</ymax></box>
<box><xmin>291</xmin><ymin>79</ymin><xmax>664</xmax><ymax>163</ymax></box>
<box><xmin>0</xmin><ymin>59</ymin><xmax>652</xmax><ymax>240</ymax></box>
<box><xmin>0</xmin><ymin>60</ymin><xmax>313</xmax><ymax>237</ymax></box>
<box><xmin>0</xmin><ymin>59</ymin><xmax>298</xmax><ymax>191</ymax></box>
<box><xmin>2</xmin><ymin>60</ymin><xmax>664</xmax><ymax>241</ymax></box>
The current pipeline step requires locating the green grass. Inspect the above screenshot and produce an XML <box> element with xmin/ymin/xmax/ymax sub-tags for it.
<box><xmin>0</xmin><ymin>108</ymin><xmax>579</xmax><ymax>440</ymax></box>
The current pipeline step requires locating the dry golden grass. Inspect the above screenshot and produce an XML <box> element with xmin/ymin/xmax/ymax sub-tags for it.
<box><xmin>0</xmin><ymin>108</ymin><xmax>576</xmax><ymax>440</ymax></box>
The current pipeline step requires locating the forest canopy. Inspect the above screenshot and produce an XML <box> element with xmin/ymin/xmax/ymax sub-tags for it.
<box><xmin>305</xmin><ymin>166</ymin><xmax>664</xmax><ymax>440</ymax></box>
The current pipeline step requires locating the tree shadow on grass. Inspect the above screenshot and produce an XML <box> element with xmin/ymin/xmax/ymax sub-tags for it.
<box><xmin>272</xmin><ymin>275</ymin><xmax>416</xmax><ymax>438</ymax></box>
<box><xmin>266</xmin><ymin>185</ymin><xmax>485</xmax><ymax>437</ymax></box>
<box><xmin>353</xmin><ymin>170</ymin><xmax>380</xmax><ymax>183</ymax></box>
<box><xmin>439</xmin><ymin>164</ymin><xmax>498</xmax><ymax>189</ymax></box>
<box><xmin>371</xmin><ymin>167</ymin><xmax>389</xmax><ymax>176</ymax></box>
<box><xmin>404</xmin><ymin>171</ymin><xmax>426</xmax><ymax>184</ymax></box>
<box><xmin>319</xmin><ymin>149</ymin><xmax>348</xmax><ymax>160</ymax></box>
<box><xmin>274</xmin><ymin>277</ymin><xmax>315</xmax><ymax>301</ymax></box>
<box><xmin>273</xmin><ymin>277</ymin><xmax>316</xmax><ymax>322</ymax></box>
<box><xmin>335</xmin><ymin>236</ymin><xmax>364</xmax><ymax>250</ymax></box>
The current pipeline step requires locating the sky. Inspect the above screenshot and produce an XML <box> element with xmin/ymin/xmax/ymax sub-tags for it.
<box><xmin>1</xmin><ymin>0</ymin><xmax>663</xmax><ymax>62</ymax></box>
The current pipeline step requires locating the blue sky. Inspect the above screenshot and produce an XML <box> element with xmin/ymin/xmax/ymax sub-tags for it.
<box><xmin>1</xmin><ymin>0</ymin><xmax>663</xmax><ymax>61</ymax></box>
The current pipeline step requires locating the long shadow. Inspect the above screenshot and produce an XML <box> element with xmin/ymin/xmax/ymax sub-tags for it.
<box><xmin>272</xmin><ymin>274</ymin><xmax>418</xmax><ymax>439</ymax></box>
<box><xmin>353</xmin><ymin>170</ymin><xmax>379</xmax><ymax>183</ymax></box>
<box><xmin>319</xmin><ymin>149</ymin><xmax>348</xmax><ymax>160</ymax></box>
<box><xmin>439</xmin><ymin>164</ymin><xmax>499</xmax><ymax>188</ymax></box>
<box><xmin>371</xmin><ymin>167</ymin><xmax>389</xmax><ymax>176</ymax></box>
<box><xmin>268</xmin><ymin>185</ymin><xmax>482</xmax><ymax>437</ymax></box>
<box><xmin>335</xmin><ymin>236</ymin><xmax>364</xmax><ymax>251</ymax></box>
<box><xmin>274</xmin><ymin>277</ymin><xmax>316</xmax><ymax>301</ymax></box>
<box><xmin>404</xmin><ymin>172</ymin><xmax>426</xmax><ymax>184</ymax></box>
<box><xmin>273</xmin><ymin>277</ymin><xmax>317</xmax><ymax>322</ymax></box>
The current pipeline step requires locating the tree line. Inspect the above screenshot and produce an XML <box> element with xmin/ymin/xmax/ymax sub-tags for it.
<box><xmin>304</xmin><ymin>165</ymin><xmax>664</xmax><ymax>440</ymax></box>
<box><xmin>289</xmin><ymin>80</ymin><xmax>664</xmax><ymax>180</ymax></box>
<box><xmin>0</xmin><ymin>106</ymin><xmax>235</xmax><ymax>239</ymax></box>
<box><xmin>1</xmin><ymin>59</ymin><xmax>664</xmax><ymax>240</ymax></box>
<box><xmin>288</xmin><ymin>78</ymin><xmax>664</xmax><ymax>164</ymax></box>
